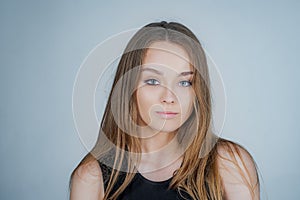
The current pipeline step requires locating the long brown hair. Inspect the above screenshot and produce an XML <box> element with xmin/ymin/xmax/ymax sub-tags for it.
<box><xmin>70</xmin><ymin>21</ymin><xmax>259</xmax><ymax>200</ymax></box>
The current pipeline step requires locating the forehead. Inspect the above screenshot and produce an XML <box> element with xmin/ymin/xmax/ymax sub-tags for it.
<box><xmin>142</xmin><ymin>41</ymin><xmax>192</xmax><ymax>73</ymax></box>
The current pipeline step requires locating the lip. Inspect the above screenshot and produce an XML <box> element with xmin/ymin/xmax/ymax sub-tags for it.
<box><xmin>155</xmin><ymin>111</ymin><xmax>179</xmax><ymax>119</ymax></box>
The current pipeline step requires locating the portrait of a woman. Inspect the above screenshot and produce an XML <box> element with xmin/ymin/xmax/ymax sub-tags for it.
<box><xmin>69</xmin><ymin>21</ymin><xmax>259</xmax><ymax>200</ymax></box>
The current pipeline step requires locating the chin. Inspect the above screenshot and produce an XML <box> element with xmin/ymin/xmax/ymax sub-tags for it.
<box><xmin>150</xmin><ymin>123</ymin><xmax>180</xmax><ymax>133</ymax></box>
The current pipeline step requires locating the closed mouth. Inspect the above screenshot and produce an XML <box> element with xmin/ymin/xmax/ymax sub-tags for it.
<box><xmin>155</xmin><ymin>111</ymin><xmax>179</xmax><ymax>119</ymax></box>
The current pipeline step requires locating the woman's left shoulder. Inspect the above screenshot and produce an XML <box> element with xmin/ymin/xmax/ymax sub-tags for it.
<box><xmin>215</xmin><ymin>138</ymin><xmax>260</xmax><ymax>199</ymax></box>
<box><xmin>216</xmin><ymin>138</ymin><xmax>256</xmax><ymax>165</ymax></box>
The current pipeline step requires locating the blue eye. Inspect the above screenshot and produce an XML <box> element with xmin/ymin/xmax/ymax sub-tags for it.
<box><xmin>179</xmin><ymin>80</ymin><xmax>192</xmax><ymax>87</ymax></box>
<box><xmin>144</xmin><ymin>79</ymin><xmax>160</xmax><ymax>85</ymax></box>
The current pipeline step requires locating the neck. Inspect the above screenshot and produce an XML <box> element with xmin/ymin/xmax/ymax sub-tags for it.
<box><xmin>137</xmin><ymin>128</ymin><xmax>183</xmax><ymax>173</ymax></box>
<box><xmin>140</xmin><ymin>130</ymin><xmax>176</xmax><ymax>153</ymax></box>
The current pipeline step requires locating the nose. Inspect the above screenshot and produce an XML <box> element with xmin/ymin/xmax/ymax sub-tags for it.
<box><xmin>161</xmin><ymin>87</ymin><xmax>176</xmax><ymax>104</ymax></box>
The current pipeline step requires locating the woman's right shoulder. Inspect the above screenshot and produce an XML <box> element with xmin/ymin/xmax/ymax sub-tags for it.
<box><xmin>74</xmin><ymin>158</ymin><xmax>103</xmax><ymax>183</ymax></box>
<box><xmin>70</xmin><ymin>155</ymin><xmax>105</xmax><ymax>200</ymax></box>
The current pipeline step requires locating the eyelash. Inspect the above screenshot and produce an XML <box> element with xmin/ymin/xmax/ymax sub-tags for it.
<box><xmin>179</xmin><ymin>80</ymin><xmax>192</xmax><ymax>87</ymax></box>
<box><xmin>144</xmin><ymin>79</ymin><xmax>192</xmax><ymax>87</ymax></box>
<box><xmin>144</xmin><ymin>79</ymin><xmax>160</xmax><ymax>85</ymax></box>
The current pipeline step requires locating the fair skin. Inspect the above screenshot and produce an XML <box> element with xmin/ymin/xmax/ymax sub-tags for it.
<box><xmin>218</xmin><ymin>144</ymin><xmax>260</xmax><ymax>200</ymax></box>
<box><xmin>70</xmin><ymin>159</ymin><xmax>104</xmax><ymax>200</ymax></box>
<box><xmin>135</xmin><ymin>41</ymin><xmax>194</xmax><ymax>180</ymax></box>
<box><xmin>70</xmin><ymin>41</ymin><xmax>259</xmax><ymax>200</ymax></box>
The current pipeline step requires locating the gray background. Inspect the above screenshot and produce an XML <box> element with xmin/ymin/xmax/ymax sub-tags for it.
<box><xmin>1</xmin><ymin>0</ymin><xmax>299</xmax><ymax>199</ymax></box>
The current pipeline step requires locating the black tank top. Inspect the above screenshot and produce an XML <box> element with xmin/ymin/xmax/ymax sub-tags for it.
<box><xmin>98</xmin><ymin>161</ymin><xmax>193</xmax><ymax>200</ymax></box>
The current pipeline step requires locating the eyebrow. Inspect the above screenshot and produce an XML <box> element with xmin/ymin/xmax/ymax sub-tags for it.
<box><xmin>141</xmin><ymin>67</ymin><xmax>194</xmax><ymax>77</ymax></box>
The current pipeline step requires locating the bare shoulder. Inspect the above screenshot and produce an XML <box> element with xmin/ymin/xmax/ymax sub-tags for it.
<box><xmin>216</xmin><ymin>139</ymin><xmax>260</xmax><ymax>200</ymax></box>
<box><xmin>73</xmin><ymin>157</ymin><xmax>103</xmax><ymax>184</ymax></box>
<box><xmin>70</xmin><ymin>155</ymin><xmax>104</xmax><ymax>200</ymax></box>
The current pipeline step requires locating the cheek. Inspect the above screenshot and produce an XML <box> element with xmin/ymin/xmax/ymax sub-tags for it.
<box><xmin>176</xmin><ymin>90</ymin><xmax>195</xmax><ymax>117</ymax></box>
<box><xmin>137</xmin><ymin>88</ymin><xmax>151</xmax><ymax>107</ymax></box>
<box><xmin>136</xmin><ymin>87</ymin><xmax>157</xmax><ymax>119</ymax></box>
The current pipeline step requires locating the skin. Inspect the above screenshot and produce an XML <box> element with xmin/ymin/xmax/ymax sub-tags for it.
<box><xmin>135</xmin><ymin>41</ymin><xmax>195</xmax><ymax>180</ymax></box>
<box><xmin>136</xmin><ymin>41</ymin><xmax>195</xmax><ymax>138</ymax></box>
<box><xmin>70</xmin><ymin>159</ymin><xmax>104</xmax><ymax>200</ymax></box>
<box><xmin>70</xmin><ymin>41</ymin><xmax>259</xmax><ymax>200</ymax></box>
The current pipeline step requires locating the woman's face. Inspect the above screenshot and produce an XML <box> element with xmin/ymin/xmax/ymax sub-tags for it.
<box><xmin>136</xmin><ymin>41</ymin><xmax>195</xmax><ymax>134</ymax></box>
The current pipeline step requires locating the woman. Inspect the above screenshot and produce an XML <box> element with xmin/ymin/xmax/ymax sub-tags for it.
<box><xmin>69</xmin><ymin>21</ymin><xmax>260</xmax><ymax>200</ymax></box>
